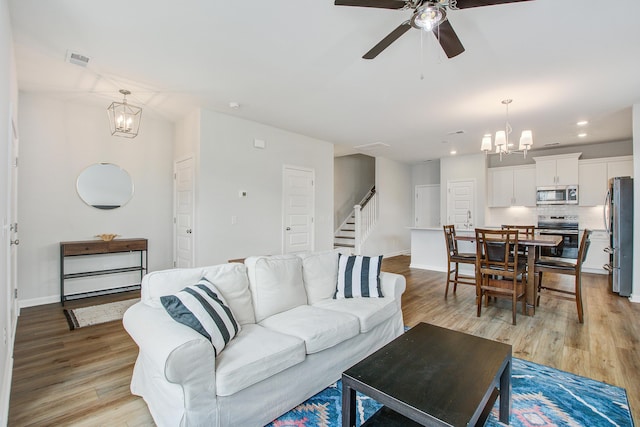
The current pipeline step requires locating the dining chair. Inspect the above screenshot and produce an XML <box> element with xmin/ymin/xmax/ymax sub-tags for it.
<box><xmin>443</xmin><ymin>225</ymin><xmax>476</xmax><ymax>298</ymax></box>
<box><xmin>535</xmin><ymin>229</ymin><xmax>592</xmax><ymax>323</ymax></box>
<box><xmin>475</xmin><ymin>228</ymin><xmax>527</xmax><ymax>325</ymax></box>
<box><xmin>501</xmin><ymin>224</ymin><xmax>536</xmax><ymax>257</ymax></box>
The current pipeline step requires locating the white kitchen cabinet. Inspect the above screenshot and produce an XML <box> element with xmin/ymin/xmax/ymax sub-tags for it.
<box><xmin>578</xmin><ymin>156</ymin><xmax>633</xmax><ymax>206</ymax></box>
<box><xmin>607</xmin><ymin>157</ymin><xmax>633</xmax><ymax>180</ymax></box>
<box><xmin>579</xmin><ymin>160</ymin><xmax>607</xmax><ymax>206</ymax></box>
<box><xmin>582</xmin><ymin>230</ymin><xmax>608</xmax><ymax>274</ymax></box>
<box><xmin>488</xmin><ymin>166</ymin><xmax>536</xmax><ymax>207</ymax></box>
<box><xmin>534</xmin><ymin>153</ymin><xmax>581</xmax><ymax>186</ymax></box>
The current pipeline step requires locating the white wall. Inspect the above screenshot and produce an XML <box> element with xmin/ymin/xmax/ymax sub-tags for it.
<box><xmin>334</xmin><ymin>154</ymin><xmax>375</xmax><ymax>229</ymax></box>
<box><xmin>0</xmin><ymin>0</ymin><xmax>18</xmax><ymax>421</ymax></box>
<box><xmin>362</xmin><ymin>157</ymin><xmax>412</xmax><ymax>257</ymax></box>
<box><xmin>632</xmin><ymin>103</ymin><xmax>640</xmax><ymax>303</ymax></box>
<box><xmin>194</xmin><ymin>109</ymin><xmax>334</xmax><ymax>265</ymax></box>
<box><xmin>440</xmin><ymin>153</ymin><xmax>487</xmax><ymax>227</ymax></box>
<box><xmin>17</xmin><ymin>93</ymin><xmax>175</xmax><ymax>306</ymax></box>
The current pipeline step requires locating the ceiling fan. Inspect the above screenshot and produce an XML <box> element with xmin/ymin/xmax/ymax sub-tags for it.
<box><xmin>335</xmin><ymin>0</ymin><xmax>533</xmax><ymax>59</ymax></box>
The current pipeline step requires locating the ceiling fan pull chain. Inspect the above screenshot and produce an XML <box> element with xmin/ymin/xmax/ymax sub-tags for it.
<box><xmin>420</xmin><ymin>30</ymin><xmax>425</xmax><ymax>80</ymax></box>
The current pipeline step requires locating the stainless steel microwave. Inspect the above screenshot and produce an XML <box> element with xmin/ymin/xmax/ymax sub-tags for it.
<box><xmin>536</xmin><ymin>185</ymin><xmax>578</xmax><ymax>205</ymax></box>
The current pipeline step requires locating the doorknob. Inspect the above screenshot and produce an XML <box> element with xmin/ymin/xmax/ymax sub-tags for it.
<box><xmin>186</xmin><ymin>229</ymin><xmax>192</xmax><ymax>234</ymax></box>
<box><xmin>10</xmin><ymin>239</ymin><xmax>19</xmax><ymax>246</ymax></box>
<box><xmin>286</xmin><ymin>227</ymin><xmax>291</xmax><ymax>231</ymax></box>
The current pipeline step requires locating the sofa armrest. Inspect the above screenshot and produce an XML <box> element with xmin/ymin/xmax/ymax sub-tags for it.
<box><xmin>380</xmin><ymin>271</ymin><xmax>406</xmax><ymax>302</ymax></box>
<box><xmin>123</xmin><ymin>302</ymin><xmax>217</xmax><ymax>399</ymax></box>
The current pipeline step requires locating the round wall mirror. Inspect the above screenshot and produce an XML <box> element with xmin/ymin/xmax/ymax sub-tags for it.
<box><xmin>77</xmin><ymin>163</ymin><xmax>134</xmax><ymax>209</ymax></box>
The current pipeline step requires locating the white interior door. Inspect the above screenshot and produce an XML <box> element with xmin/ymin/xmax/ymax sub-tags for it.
<box><xmin>174</xmin><ymin>157</ymin><xmax>195</xmax><ymax>268</ymax></box>
<box><xmin>447</xmin><ymin>180</ymin><xmax>476</xmax><ymax>230</ymax></box>
<box><xmin>415</xmin><ymin>184</ymin><xmax>440</xmax><ymax>227</ymax></box>
<box><xmin>283</xmin><ymin>166</ymin><xmax>314</xmax><ymax>254</ymax></box>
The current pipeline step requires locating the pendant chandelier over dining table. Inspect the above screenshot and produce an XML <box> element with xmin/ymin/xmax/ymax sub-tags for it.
<box><xmin>107</xmin><ymin>89</ymin><xmax>142</xmax><ymax>138</ymax></box>
<box><xmin>481</xmin><ymin>99</ymin><xmax>533</xmax><ymax>161</ymax></box>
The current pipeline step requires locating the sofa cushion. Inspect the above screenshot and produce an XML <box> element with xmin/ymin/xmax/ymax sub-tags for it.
<box><xmin>215</xmin><ymin>324</ymin><xmax>306</xmax><ymax>396</ymax></box>
<box><xmin>141</xmin><ymin>267</ymin><xmax>205</xmax><ymax>307</ymax></box>
<box><xmin>313</xmin><ymin>297</ymin><xmax>398</xmax><ymax>333</ymax></box>
<box><xmin>160</xmin><ymin>278</ymin><xmax>240</xmax><ymax>356</ymax></box>
<box><xmin>259</xmin><ymin>305</ymin><xmax>360</xmax><ymax>354</ymax></box>
<box><xmin>298</xmin><ymin>248</ymin><xmax>350</xmax><ymax>304</ymax></box>
<box><xmin>202</xmin><ymin>263</ymin><xmax>255</xmax><ymax>325</ymax></box>
<box><xmin>245</xmin><ymin>255</ymin><xmax>307</xmax><ymax>322</ymax></box>
<box><xmin>335</xmin><ymin>254</ymin><xmax>383</xmax><ymax>299</ymax></box>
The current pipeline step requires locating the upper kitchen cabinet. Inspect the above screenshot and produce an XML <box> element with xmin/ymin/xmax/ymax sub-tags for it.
<box><xmin>488</xmin><ymin>165</ymin><xmax>536</xmax><ymax>207</ymax></box>
<box><xmin>579</xmin><ymin>160</ymin><xmax>607</xmax><ymax>206</ymax></box>
<box><xmin>579</xmin><ymin>156</ymin><xmax>633</xmax><ymax>206</ymax></box>
<box><xmin>607</xmin><ymin>156</ymin><xmax>633</xmax><ymax>180</ymax></box>
<box><xmin>534</xmin><ymin>153</ymin><xmax>581</xmax><ymax>186</ymax></box>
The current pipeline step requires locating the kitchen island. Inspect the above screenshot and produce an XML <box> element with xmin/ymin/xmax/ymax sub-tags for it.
<box><xmin>409</xmin><ymin>227</ymin><xmax>475</xmax><ymax>275</ymax></box>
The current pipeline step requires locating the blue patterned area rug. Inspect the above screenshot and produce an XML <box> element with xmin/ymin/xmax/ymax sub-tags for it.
<box><xmin>267</xmin><ymin>358</ymin><xmax>634</xmax><ymax>427</ymax></box>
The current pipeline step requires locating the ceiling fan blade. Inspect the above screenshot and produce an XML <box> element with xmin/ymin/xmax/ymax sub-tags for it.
<box><xmin>453</xmin><ymin>0</ymin><xmax>533</xmax><ymax>9</ymax></box>
<box><xmin>433</xmin><ymin>20</ymin><xmax>465</xmax><ymax>58</ymax></box>
<box><xmin>363</xmin><ymin>21</ymin><xmax>412</xmax><ymax>59</ymax></box>
<box><xmin>334</xmin><ymin>0</ymin><xmax>407</xmax><ymax>9</ymax></box>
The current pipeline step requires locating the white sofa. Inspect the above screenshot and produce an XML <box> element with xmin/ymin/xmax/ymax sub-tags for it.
<box><xmin>123</xmin><ymin>250</ymin><xmax>406</xmax><ymax>427</ymax></box>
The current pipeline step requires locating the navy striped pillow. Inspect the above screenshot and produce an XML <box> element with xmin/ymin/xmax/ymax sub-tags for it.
<box><xmin>161</xmin><ymin>278</ymin><xmax>240</xmax><ymax>355</ymax></box>
<box><xmin>334</xmin><ymin>254</ymin><xmax>383</xmax><ymax>299</ymax></box>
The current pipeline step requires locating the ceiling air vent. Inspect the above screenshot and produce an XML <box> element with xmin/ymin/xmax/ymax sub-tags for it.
<box><xmin>354</xmin><ymin>142</ymin><xmax>390</xmax><ymax>151</ymax></box>
<box><xmin>65</xmin><ymin>50</ymin><xmax>90</xmax><ymax>67</ymax></box>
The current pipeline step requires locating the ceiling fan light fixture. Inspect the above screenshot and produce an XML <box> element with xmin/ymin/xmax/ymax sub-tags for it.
<box><xmin>411</xmin><ymin>3</ymin><xmax>446</xmax><ymax>31</ymax></box>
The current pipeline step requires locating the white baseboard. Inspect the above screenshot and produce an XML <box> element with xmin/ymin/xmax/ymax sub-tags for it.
<box><xmin>582</xmin><ymin>268</ymin><xmax>606</xmax><ymax>275</ymax></box>
<box><xmin>384</xmin><ymin>249</ymin><xmax>410</xmax><ymax>258</ymax></box>
<box><xmin>629</xmin><ymin>293</ymin><xmax>640</xmax><ymax>304</ymax></box>
<box><xmin>19</xmin><ymin>295</ymin><xmax>59</xmax><ymax>308</ymax></box>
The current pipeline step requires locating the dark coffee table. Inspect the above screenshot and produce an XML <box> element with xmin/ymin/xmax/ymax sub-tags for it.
<box><xmin>342</xmin><ymin>323</ymin><xmax>512</xmax><ymax>427</ymax></box>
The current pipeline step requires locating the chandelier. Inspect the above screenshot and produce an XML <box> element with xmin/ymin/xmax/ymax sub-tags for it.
<box><xmin>107</xmin><ymin>89</ymin><xmax>142</xmax><ymax>138</ymax></box>
<box><xmin>481</xmin><ymin>99</ymin><xmax>533</xmax><ymax>160</ymax></box>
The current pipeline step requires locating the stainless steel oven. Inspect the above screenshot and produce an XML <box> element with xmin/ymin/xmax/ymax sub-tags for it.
<box><xmin>537</xmin><ymin>215</ymin><xmax>579</xmax><ymax>259</ymax></box>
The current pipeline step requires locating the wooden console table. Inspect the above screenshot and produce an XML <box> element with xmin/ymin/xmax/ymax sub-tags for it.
<box><xmin>60</xmin><ymin>238</ymin><xmax>148</xmax><ymax>305</ymax></box>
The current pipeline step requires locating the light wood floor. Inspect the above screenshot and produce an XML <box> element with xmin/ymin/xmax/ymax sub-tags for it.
<box><xmin>9</xmin><ymin>256</ymin><xmax>640</xmax><ymax>425</ymax></box>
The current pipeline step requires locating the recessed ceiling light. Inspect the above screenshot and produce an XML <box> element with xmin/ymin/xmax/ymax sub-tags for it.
<box><xmin>578</xmin><ymin>133</ymin><xmax>587</xmax><ymax>138</ymax></box>
<box><xmin>576</xmin><ymin>120</ymin><xmax>589</xmax><ymax>126</ymax></box>
<box><xmin>450</xmin><ymin>150</ymin><xmax>457</xmax><ymax>155</ymax></box>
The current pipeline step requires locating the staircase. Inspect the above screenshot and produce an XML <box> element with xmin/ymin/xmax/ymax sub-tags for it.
<box><xmin>334</xmin><ymin>186</ymin><xmax>377</xmax><ymax>254</ymax></box>
<box><xmin>334</xmin><ymin>214</ymin><xmax>356</xmax><ymax>249</ymax></box>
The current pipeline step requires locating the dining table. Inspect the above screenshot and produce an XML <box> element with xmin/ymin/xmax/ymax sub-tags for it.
<box><xmin>455</xmin><ymin>231</ymin><xmax>562</xmax><ymax>316</ymax></box>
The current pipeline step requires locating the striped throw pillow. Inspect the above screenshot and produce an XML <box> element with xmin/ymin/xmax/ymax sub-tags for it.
<box><xmin>161</xmin><ymin>278</ymin><xmax>240</xmax><ymax>355</ymax></box>
<box><xmin>334</xmin><ymin>254</ymin><xmax>384</xmax><ymax>299</ymax></box>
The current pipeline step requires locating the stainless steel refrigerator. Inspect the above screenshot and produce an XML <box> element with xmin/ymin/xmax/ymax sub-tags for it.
<box><xmin>604</xmin><ymin>176</ymin><xmax>633</xmax><ymax>297</ymax></box>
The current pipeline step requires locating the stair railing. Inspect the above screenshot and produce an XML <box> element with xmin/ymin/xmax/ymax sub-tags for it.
<box><xmin>354</xmin><ymin>187</ymin><xmax>377</xmax><ymax>254</ymax></box>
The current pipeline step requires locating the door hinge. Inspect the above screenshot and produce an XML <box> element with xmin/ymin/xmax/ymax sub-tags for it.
<box><xmin>174</xmin><ymin>173</ymin><xmax>177</xmax><ymax>179</ymax></box>
<box><xmin>173</xmin><ymin>217</ymin><xmax>176</xmax><ymax>224</ymax></box>
<box><xmin>173</xmin><ymin>261</ymin><xmax>176</xmax><ymax>267</ymax></box>
<box><xmin>14</xmin><ymin>289</ymin><xmax>18</xmax><ymax>299</ymax></box>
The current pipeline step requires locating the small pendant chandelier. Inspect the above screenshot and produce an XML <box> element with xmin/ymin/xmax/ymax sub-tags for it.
<box><xmin>107</xmin><ymin>89</ymin><xmax>142</xmax><ymax>138</ymax></box>
<box><xmin>480</xmin><ymin>99</ymin><xmax>533</xmax><ymax>161</ymax></box>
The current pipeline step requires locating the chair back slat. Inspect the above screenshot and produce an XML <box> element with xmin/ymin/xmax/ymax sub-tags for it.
<box><xmin>443</xmin><ymin>225</ymin><xmax>458</xmax><ymax>256</ymax></box>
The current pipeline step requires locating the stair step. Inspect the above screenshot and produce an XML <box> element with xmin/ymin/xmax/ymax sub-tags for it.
<box><xmin>335</xmin><ymin>235</ymin><xmax>355</xmax><ymax>240</ymax></box>
<box><xmin>341</xmin><ymin>228</ymin><xmax>355</xmax><ymax>232</ymax></box>
<box><xmin>334</xmin><ymin>243</ymin><xmax>355</xmax><ymax>248</ymax></box>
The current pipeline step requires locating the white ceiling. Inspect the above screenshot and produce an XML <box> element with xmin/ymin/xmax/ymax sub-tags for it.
<box><xmin>8</xmin><ymin>0</ymin><xmax>640</xmax><ymax>163</ymax></box>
